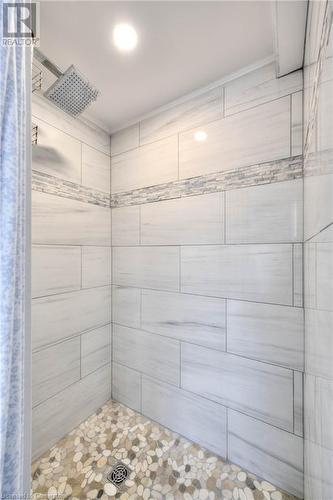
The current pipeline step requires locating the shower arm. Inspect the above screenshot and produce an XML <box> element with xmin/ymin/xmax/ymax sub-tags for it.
<box><xmin>33</xmin><ymin>48</ymin><xmax>63</xmax><ymax>79</ymax></box>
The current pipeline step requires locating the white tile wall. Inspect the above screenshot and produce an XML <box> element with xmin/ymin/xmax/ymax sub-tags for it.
<box><xmin>112</xmin><ymin>246</ymin><xmax>180</xmax><ymax>291</ymax></box>
<box><xmin>141</xmin><ymin>290</ymin><xmax>226</xmax><ymax>351</ymax></box>
<box><xmin>179</xmin><ymin>97</ymin><xmax>291</xmax><ymax>179</ymax></box>
<box><xmin>140</xmin><ymin>87</ymin><xmax>223</xmax><ymax>145</ymax></box>
<box><xmin>111</xmin><ymin>136</ymin><xmax>178</xmax><ymax>193</ymax></box>
<box><xmin>32</xmin><ymin>245</ymin><xmax>81</xmax><ymax>297</ymax></box>
<box><xmin>225</xmin><ymin>179</ymin><xmax>303</xmax><ymax>243</ymax></box>
<box><xmin>141</xmin><ymin>193</ymin><xmax>224</xmax><ymax>245</ymax></box>
<box><xmin>112</xmin><ymin>206</ymin><xmax>140</xmax><ymax>246</ymax></box>
<box><xmin>32</xmin><ymin>338</ymin><xmax>80</xmax><ymax>407</ymax></box>
<box><xmin>228</xmin><ymin>409</ymin><xmax>304</xmax><ymax>497</ymax></box>
<box><xmin>142</xmin><ymin>376</ymin><xmax>227</xmax><ymax>458</ymax></box>
<box><xmin>82</xmin><ymin>246</ymin><xmax>112</xmax><ymax>288</ymax></box>
<box><xmin>113</xmin><ymin>324</ymin><xmax>180</xmax><ymax>386</ymax></box>
<box><xmin>181</xmin><ymin>343</ymin><xmax>294</xmax><ymax>431</ymax></box>
<box><xmin>32</xmin><ymin>191</ymin><xmax>111</xmax><ymax>246</ymax></box>
<box><xmin>81</xmin><ymin>324</ymin><xmax>111</xmax><ymax>377</ymax></box>
<box><xmin>82</xmin><ymin>144</ymin><xmax>110</xmax><ymax>193</ymax></box>
<box><xmin>227</xmin><ymin>300</ymin><xmax>304</xmax><ymax>370</ymax></box>
<box><xmin>181</xmin><ymin>244</ymin><xmax>293</xmax><ymax>305</ymax></box>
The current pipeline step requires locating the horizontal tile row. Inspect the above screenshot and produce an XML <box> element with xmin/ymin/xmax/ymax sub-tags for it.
<box><xmin>32</xmin><ymin>364</ymin><xmax>111</xmax><ymax>460</ymax></box>
<box><xmin>33</xmin><ymin>93</ymin><xmax>110</xmax><ymax>155</ymax></box>
<box><xmin>112</xmin><ymin>287</ymin><xmax>304</xmax><ymax>371</ymax></box>
<box><xmin>32</xmin><ymin>286</ymin><xmax>111</xmax><ymax>350</ymax></box>
<box><xmin>111</xmin><ymin>63</ymin><xmax>302</xmax><ymax>154</ymax></box>
<box><xmin>110</xmin><ymin>156</ymin><xmax>303</xmax><ymax>208</ymax></box>
<box><xmin>32</xmin><ymin>324</ymin><xmax>111</xmax><ymax>407</ymax></box>
<box><xmin>32</xmin><ymin>245</ymin><xmax>111</xmax><ymax>298</ymax></box>
<box><xmin>32</xmin><ymin>114</ymin><xmax>110</xmax><ymax>192</ymax></box>
<box><xmin>111</xmin><ymin>96</ymin><xmax>297</xmax><ymax>193</ymax></box>
<box><xmin>111</xmin><ymin>368</ymin><xmax>304</xmax><ymax>497</ymax></box>
<box><xmin>112</xmin><ymin>324</ymin><xmax>302</xmax><ymax>433</ymax></box>
<box><xmin>112</xmin><ymin>179</ymin><xmax>303</xmax><ymax>245</ymax></box>
<box><xmin>112</xmin><ymin>243</ymin><xmax>302</xmax><ymax>306</ymax></box>
<box><xmin>32</xmin><ymin>191</ymin><xmax>111</xmax><ymax>246</ymax></box>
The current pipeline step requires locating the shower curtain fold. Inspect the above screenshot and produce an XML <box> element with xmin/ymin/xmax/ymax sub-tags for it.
<box><xmin>0</xmin><ymin>1</ymin><xmax>30</xmax><ymax>495</ymax></box>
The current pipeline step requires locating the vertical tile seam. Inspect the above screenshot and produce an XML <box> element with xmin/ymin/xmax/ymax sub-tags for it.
<box><xmin>292</xmin><ymin>369</ymin><xmax>295</xmax><ymax>434</ymax></box>
<box><xmin>226</xmin><ymin>407</ymin><xmax>229</xmax><ymax>460</ymax></box>
<box><xmin>292</xmin><ymin>244</ymin><xmax>295</xmax><ymax>307</ymax></box>
<box><xmin>179</xmin><ymin>341</ymin><xmax>182</xmax><ymax>389</ymax></box>
<box><xmin>290</xmin><ymin>94</ymin><xmax>293</xmax><ymax>158</ymax></box>
<box><xmin>179</xmin><ymin>246</ymin><xmax>182</xmax><ymax>292</ymax></box>
<box><xmin>225</xmin><ymin>300</ymin><xmax>228</xmax><ymax>352</ymax></box>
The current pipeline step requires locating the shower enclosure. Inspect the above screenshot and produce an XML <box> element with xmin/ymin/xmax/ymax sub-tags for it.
<box><xmin>29</xmin><ymin>2</ymin><xmax>333</xmax><ymax>499</ymax></box>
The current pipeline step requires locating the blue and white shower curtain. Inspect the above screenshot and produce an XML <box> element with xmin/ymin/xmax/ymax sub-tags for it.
<box><xmin>0</xmin><ymin>0</ymin><xmax>30</xmax><ymax>496</ymax></box>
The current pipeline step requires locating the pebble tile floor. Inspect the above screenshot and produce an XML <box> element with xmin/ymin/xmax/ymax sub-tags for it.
<box><xmin>32</xmin><ymin>400</ymin><xmax>299</xmax><ymax>500</ymax></box>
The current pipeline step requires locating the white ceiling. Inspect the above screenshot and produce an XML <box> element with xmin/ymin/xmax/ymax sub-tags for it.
<box><xmin>38</xmin><ymin>1</ymin><xmax>295</xmax><ymax>133</ymax></box>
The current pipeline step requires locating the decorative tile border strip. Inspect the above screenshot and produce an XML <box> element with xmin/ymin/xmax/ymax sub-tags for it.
<box><xmin>111</xmin><ymin>156</ymin><xmax>303</xmax><ymax>208</ymax></box>
<box><xmin>32</xmin><ymin>170</ymin><xmax>111</xmax><ymax>208</ymax></box>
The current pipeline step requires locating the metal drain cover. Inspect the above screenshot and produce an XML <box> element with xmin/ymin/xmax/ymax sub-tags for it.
<box><xmin>107</xmin><ymin>461</ymin><xmax>131</xmax><ymax>488</ymax></box>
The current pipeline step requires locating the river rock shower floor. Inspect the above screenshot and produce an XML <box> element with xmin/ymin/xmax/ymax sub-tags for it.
<box><xmin>31</xmin><ymin>401</ymin><xmax>298</xmax><ymax>500</ymax></box>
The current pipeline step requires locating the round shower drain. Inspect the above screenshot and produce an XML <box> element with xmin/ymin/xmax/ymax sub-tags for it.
<box><xmin>107</xmin><ymin>462</ymin><xmax>130</xmax><ymax>487</ymax></box>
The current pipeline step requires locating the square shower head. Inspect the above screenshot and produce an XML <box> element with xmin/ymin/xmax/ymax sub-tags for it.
<box><xmin>44</xmin><ymin>64</ymin><xmax>99</xmax><ymax>117</ymax></box>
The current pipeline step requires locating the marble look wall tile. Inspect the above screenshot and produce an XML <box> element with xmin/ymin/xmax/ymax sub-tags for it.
<box><xmin>81</xmin><ymin>324</ymin><xmax>111</xmax><ymax>377</ymax></box>
<box><xmin>141</xmin><ymin>289</ymin><xmax>226</xmax><ymax>351</ymax></box>
<box><xmin>225</xmin><ymin>63</ymin><xmax>302</xmax><ymax>116</ymax></box>
<box><xmin>227</xmin><ymin>300</ymin><xmax>304</xmax><ymax>370</ymax></box>
<box><xmin>139</xmin><ymin>87</ymin><xmax>223</xmax><ymax>145</ymax></box>
<box><xmin>228</xmin><ymin>409</ymin><xmax>304</xmax><ymax>497</ymax></box>
<box><xmin>142</xmin><ymin>376</ymin><xmax>227</xmax><ymax>458</ymax></box>
<box><xmin>305</xmin><ymin>437</ymin><xmax>333</xmax><ymax>500</ymax></box>
<box><xmin>293</xmin><ymin>243</ymin><xmax>303</xmax><ymax>307</ymax></box>
<box><xmin>113</xmin><ymin>324</ymin><xmax>180</xmax><ymax>386</ymax></box>
<box><xmin>32</xmin><ymin>245</ymin><xmax>81</xmax><ymax>298</ymax></box>
<box><xmin>112</xmin><ymin>246</ymin><xmax>179</xmax><ymax>291</ymax></box>
<box><xmin>141</xmin><ymin>192</ymin><xmax>224</xmax><ymax>245</ymax></box>
<box><xmin>111</xmin><ymin>124</ymin><xmax>139</xmax><ymax>156</ymax></box>
<box><xmin>32</xmin><ymin>365</ymin><xmax>111</xmax><ymax>459</ymax></box>
<box><xmin>32</xmin><ymin>117</ymin><xmax>81</xmax><ymax>183</ymax></box>
<box><xmin>181</xmin><ymin>244</ymin><xmax>293</xmax><ymax>305</ymax></box>
<box><xmin>112</xmin><ymin>285</ymin><xmax>141</xmax><ymax>329</ymax></box>
<box><xmin>179</xmin><ymin>97</ymin><xmax>290</xmax><ymax>179</ymax></box>
<box><xmin>291</xmin><ymin>91</ymin><xmax>303</xmax><ymax>156</ymax></box>
<box><xmin>82</xmin><ymin>144</ymin><xmax>110</xmax><ymax>193</ymax></box>
<box><xmin>181</xmin><ymin>343</ymin><xmax>294</xmax><ymax>431</ymax></box>
<box><xmin>304</xmin><ymin>172</ymin><xmax>333</xmax><ymax>241</ymax></box>
<box><xmin>32</xmin><ymin>191</ymin><xmax>111</xmax><ymax>246</ymax></box>
<box><xmin>306</xmin><ymin>308</ymin><xmax>333</xmax><ymax>379</ymax></box>
<box><xmin>32</xmin><ymin>286</ymin><xmax>111</xmax><ymax>350</ymax></box>
<box><xmin>32</xmin><ymin>337</ymin><xmax>80</xmax><ymax>407</ymax></box>
<box><xmin>294</xmin><ymin>370</ymin><xmax>304</xmax><ymax>437</ymax></box>
<box><xmin>112</xmin><ymin>362</ymin><xmax>141</xmax><ymax>412</ymax></box>
<box><xmin>32</xmin><ymin>94</ymin><xmax>110</xmax><ymax>155</ymax></box>
<box><xmin>225</xmin><ymin>179</ymin><xmax>303</xmax><ymax>244</ymax></box>
<box><xmin>112</xmin><ymin>206</ymin><xmax>140</xmax><ymax>246</ymax></box>
<box><xmin>316</xmin><ymin>231</ymin><xmax>333</xmax><ymax>311</ymax></box>
<box><xmin>305</xmin><ymin>374</ymin><xmax>333</xmax><ymax>450</ymax></box>
<box><xmin>111</xmin><ymin>136</ymin><xmax>178</xmax><ymax>194</ymax></box>
<box><xmin>81</xmin><ymin>246</ymin><xmax>112</xmax><ymax>288</ymax></box>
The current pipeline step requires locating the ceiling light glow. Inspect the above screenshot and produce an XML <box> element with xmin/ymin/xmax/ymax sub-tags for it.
<box><xmin>194</xmin><ymin>130</ymin><xmax>208</xmax><ymax>142</ymax></box>
<box><xmin>113</xmin><ymin>23</ymin><xmax>138</xmax><ymax>52</ymax></box>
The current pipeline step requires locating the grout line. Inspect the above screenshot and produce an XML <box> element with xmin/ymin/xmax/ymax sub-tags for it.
<box><xmin>179</xmin><ymin>342</ymin><xmax>182</xmax><ymax>388</ymax></box>
<box><xmin>112</xmin><ymin>320</ymin><xmax>303</xmax><ymax>372</ymax></box>
<box><xmin>110</xmin><ymin>358</ymin><xmax>299</xmax><ymax>438</ymax></box>
<box><xmin>225</xmin><ymin>300</ymin><xmax>228</xmax><ymax>352</ymax></box>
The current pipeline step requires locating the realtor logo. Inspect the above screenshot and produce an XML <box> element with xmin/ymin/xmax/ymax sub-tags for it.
<box><xmin>2</xmin><ymin>2</ymin><xmax>40</xmax><ymax>46</ymax></box>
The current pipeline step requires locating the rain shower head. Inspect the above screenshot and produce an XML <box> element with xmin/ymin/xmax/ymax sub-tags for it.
<box><xmin>34</xmin><ymin>49</ymin><xmax>99</xmax><ymax>117</ymax></box>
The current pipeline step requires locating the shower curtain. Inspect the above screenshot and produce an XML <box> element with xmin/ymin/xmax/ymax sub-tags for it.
<box><xmin>0</xmin><ymin>2</ymin><xmax>31</xmax><ymax>495</ymax></box>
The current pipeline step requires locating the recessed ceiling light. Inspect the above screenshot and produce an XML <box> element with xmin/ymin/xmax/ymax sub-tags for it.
<box><xmin>194</xmin><ymin>130</ymin><xmax>207</xmax><ymax>142</ymax></box>
<box><xmin>113</xmin><ymin>23</ymin><xmax>138</xmax><ymax>52</ymax></box>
